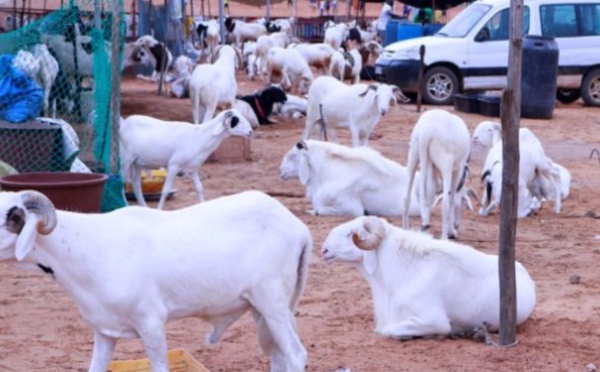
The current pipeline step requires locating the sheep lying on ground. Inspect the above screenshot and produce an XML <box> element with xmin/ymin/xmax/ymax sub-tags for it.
<box><xmin>0</xmin><ymin>189</ymin><xmax>310</xmax><ymax>372</ymax></box>
<box><xmin>273</xmin><ymin>92</ymin><xmax>308</xmax><ymax>119</ymax></box>
<box><xmin>403</xmin><ymin>109</ymin><xmax>471</xmax><ymax>240</ymax></box>
<box><xmin>279</xmin><ymin>140</ymin><xmax>420</xmax><ymax>217</ymax></box>
<box><xmin>321</xmin><ymin>216</ymin><xmax>536</xmax><ymax>340</ymax></box>
<box><xmin>235</xmin><ymin>85</ymin><xmax>287</xmax><ymax>126</ymax></box>
<box><xmin>302</xmin><ymin>76</ymin><xmax>409</xmax><ymax>147</ymax></box>
<box><xmin>168</xmin><ymin>55</ymin><xmax>195</xmax><ymax>98</ymax></box>
<box><xmin>120</xmin><ymin>109</ymin><xmax>253</xmax><ymax>209</ymax></box>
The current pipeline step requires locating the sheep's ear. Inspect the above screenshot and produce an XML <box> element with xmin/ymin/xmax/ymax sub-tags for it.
<box><xmin>298</xmin><ymin>151</ymin><xmax>310</xmax><ymax>185</ymax></box>
<box><xmin>363</xmin><ymin>251</ymin><xmax>377</xmax><ymax>275</ymax></box>
<box><xmin>15</xmin><ymin>213</ymin><xmax>40</xmax><ymax>261</ymax></box>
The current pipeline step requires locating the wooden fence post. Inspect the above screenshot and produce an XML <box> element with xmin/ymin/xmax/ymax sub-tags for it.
<box><xmin>498</xmin><ymin>0</ymin><xmax>524</xmax><ymax>347</ymax></box>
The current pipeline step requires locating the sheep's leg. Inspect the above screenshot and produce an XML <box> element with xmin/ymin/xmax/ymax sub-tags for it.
<box><xmin>87</xmin><ymin>332</ymin><xmax>117</xmax><ymax>372</ymax></box>
<box><xmin>379</xmin><ymin>315</ymin><xmax>452</xmax><ymax>340</ymax></box>
<box><xmin>191</xmin><ymin>90</ymin><xmax>201</xmax><ymax>124</ymax></box>
<box><xmin>313</xmin><ymin>190</ymin><xmax>363</xmax><ymax>216</ymax></box>
<box><xmin>403</xmin><ymin>147</ymin><xmax>419</xmax><ymax>229</ymax></box>
<box><xmin>139</xmin><ymin>321</ymin><xmax>169</xmax><ymax>372</ymax></box>
<box><xmin>202</xmin><ymin>104</ymin><xmax>217</xmax><ymax>123</ymax></box>
<box><xmin>247</xmin><ymin>298</ymin><xmax>306</xmax><ymax>372</ymax></box>
<box><xmin>207</xmin><ymin>309</ymin><xmax>248</xmax><ymax>344</ymax></box>
<box><xmin>190</xmin><ymin>171</ymin><xmax>205</xmax><ymax>202</ymax></box>
<box><xmin>131</xmin><ymin>168</ymin><xmax>148</xmax><ymax>207</ymax></box>
<box><xmin>156</xmin><ymin>166</ymin><xmax>180</xmax><ymax>210</ymax></box>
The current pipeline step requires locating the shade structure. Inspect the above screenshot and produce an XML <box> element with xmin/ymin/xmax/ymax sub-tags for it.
<box><xmin>363</xmin><ymin>0</ymin><xmax>468</xmax><ymax>10</ymax></box>
<box><xmin>228</xmin><ymin>0</ymin><xmax>287</xmax><ymax>6</ymax></box>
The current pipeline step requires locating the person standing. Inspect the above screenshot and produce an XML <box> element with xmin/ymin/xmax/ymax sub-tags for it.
<box><xmin>376</xmin><ymin>0</ymin><xmax>402</xmax><ymax>44</ymax></box>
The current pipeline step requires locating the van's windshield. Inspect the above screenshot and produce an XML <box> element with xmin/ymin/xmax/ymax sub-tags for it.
<box><xmin>436</xmin><ymin>3</ymin><xmax>493</xmax><ymax>37</ymax></box>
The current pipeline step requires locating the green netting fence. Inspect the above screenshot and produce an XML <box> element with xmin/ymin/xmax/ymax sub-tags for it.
<box><xmin>0</xmin><ymin>2</ymin><xmax>126</xmax><ymax>212</ymax></box>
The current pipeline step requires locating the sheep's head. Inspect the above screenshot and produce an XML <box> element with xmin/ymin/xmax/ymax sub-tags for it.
<box><xmin>279</xmin><ymin>140</ymin><xmax>309</xmax><ymax>183</ymax></box>
<box><xmin>0</xmin><ymin>191</ymin><xmax>57</xmax><ymax>261</ymax></box>
<box><xmin>262</xmin><ymin>86</ymin><xmax>288</xmax><ymax>104</ymax></box>
<box><xmin>472</xmin><ymin>121</ymin><xmax>501</xmax><ymax>148</ymax></box>
<box><xmin>216</xmin><ymin>109</ymin><xmax>253</xmax><ymax>138</ymax></box>
<box><xmin>321</xmin><ymin>216</ymin><xmax>387</xmax><ymax>274</ymax></box>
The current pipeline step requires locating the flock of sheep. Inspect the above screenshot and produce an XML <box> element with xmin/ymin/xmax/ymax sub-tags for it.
<box><xmin>0</xmin><ymin>14</ymin><xmax>574</xmax><ymax>372</ymax></box>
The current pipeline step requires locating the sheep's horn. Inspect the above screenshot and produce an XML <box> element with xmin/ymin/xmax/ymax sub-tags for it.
<box><xmin>358</xmin><ymin>84</ymin><xmax>378</xmax><ymax>97</ymax></box>
<box><xmin>19</xmin><ymin>191</ymin><xmax>57</xmax><ymax>235</ymax></box>
<box><xmin>351</xmin><ymin>216</ymin><xmax>385</xmax><ymax>251</ymax></box>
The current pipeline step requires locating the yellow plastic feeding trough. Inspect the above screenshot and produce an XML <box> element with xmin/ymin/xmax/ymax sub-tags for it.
<box><xmin>107</xmin><ymin>348</ymin><xmax>209</xmax><ymax>372</ymax></box>
<box><xmin>124</xmin><ymin>168</ymin><xmax>175</xmax><ymax>201</ymax></box>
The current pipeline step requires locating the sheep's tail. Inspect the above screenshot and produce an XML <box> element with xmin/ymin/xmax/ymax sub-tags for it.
<box><xmin>289</xmin><ymin>232</ymin><xmax>312</xmax><ymax>313</ymax></box>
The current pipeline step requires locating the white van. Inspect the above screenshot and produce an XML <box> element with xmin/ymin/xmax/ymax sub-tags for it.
<box><xmin>374</xmin><ymin>0</ymin><xmax>600</xmax><ymax>106</ymax></box>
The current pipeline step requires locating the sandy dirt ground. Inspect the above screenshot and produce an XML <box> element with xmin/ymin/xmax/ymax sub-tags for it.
<box><xmin>2</xmin><ymin>3</ymin><xmax>600</xmax><ymax>371</ymax></box>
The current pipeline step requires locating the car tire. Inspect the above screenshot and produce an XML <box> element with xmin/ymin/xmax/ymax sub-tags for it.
<box><xmin>581</xmin><ymin>68</ymin><xmax>600</xmax><ymax>107</ymax></box>
<box><xmin>556</xmin><ymin>89</ymin><xmax>581</xmax><ymax>104</ymax></box>
<box><xmin>422</xmin><ymin>66</ymin><xmax>459</xmax><ymax>105</ymax></box>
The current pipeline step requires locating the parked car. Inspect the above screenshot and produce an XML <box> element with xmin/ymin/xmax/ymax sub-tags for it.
<box><xmin>374</xmin><ymin>0</ymin><xmax>600</xmax><ymax>106</ymax></box>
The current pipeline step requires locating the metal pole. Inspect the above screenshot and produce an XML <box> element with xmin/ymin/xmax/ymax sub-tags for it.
<box><xmin>218</xmin><ymin>0</ymin><xmax>224</xmax><ymax>44</ymax></box>
<box><xmin>266</xmin><ymin>0</ymin><xmax>271</xmax><ymax>21</ymax></box>
<box><xmin>109</xmin><ymin>0</ymin><xmax>123</xmax><ymax>176</ymax></box>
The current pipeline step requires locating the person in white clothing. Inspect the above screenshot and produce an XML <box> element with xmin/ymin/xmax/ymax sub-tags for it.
<box><xmin>376</xmin><ymin>0</ymin><xmax>403</xmax><ymax>43</ymax></box>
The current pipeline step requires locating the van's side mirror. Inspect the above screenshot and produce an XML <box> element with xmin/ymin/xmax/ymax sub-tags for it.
<box><xmin>475</xmin><ymin>27</ymin><xmax>490</xmax><ymax>42</ymax></box>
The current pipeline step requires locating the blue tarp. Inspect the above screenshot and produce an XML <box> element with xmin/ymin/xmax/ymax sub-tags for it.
<box><xmin>0</xmin><ymin>54</ymin><xmax>44</xmax><ymax>123</ymax></box>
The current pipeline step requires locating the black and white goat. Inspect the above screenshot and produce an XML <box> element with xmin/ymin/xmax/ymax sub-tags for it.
<box><xmin>235</xmin><ymin>85</ymin><xmax>288</xmax><ymax>126</ymax></box>
<box><xmin>134</xmin><ymin>35</ymin><xmax>174</xmax><ymax>92</ymax></box>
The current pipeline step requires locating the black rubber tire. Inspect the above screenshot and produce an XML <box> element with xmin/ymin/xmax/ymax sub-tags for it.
<box><xmin>556</xmin><ymin>89</ymin><xmax>581</xmax><ymax>104</ymax></box>
<box><xmin>581</xmin><ymin>68</ymin><xmax>600</xmax><ymax>107</ymax></box>
<box><xmin>422</xmin><ymin>66</ymin><xmax>459</xmax><ymax>105</ymax></box>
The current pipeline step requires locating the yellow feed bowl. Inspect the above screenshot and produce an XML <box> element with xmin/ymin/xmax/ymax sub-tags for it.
<box><xmin>108</xmin><ymin>348</ymin><xmax>209</xmax><ymax>372</ymax></box>
<box><xmin>125</xmin><ymin>169</ymin><xmax>166</xmax><ymax>194</ymax></box>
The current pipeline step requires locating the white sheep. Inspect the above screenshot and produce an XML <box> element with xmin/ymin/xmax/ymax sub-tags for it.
<box><xmin>168</xmin><ymin>55</ymin><xmax>195</xmax><ymax>98</ymax></box>
<box><xmin>196</xmin><ymin>19</ymin><xmax>221</xmax><ymax>61</ymax></box>
<box><xmin>255</xmin><ymin>32</ymin><xmax>290</xmax><ymax>80</ymax></box>
<box><xmin>225</xmin><ymin>17</ymin><xmax>268</xmax><ymax>47</ymax></box>
<box><xmin>119</xmin><ymin>109</ymin><xmax>253</xmax><ymax>209</ymax></box>
<box><xmin>328</xmin><ymin>41</ymin><xmax>362</xmax><ymax>84</ymax></box>
<box><xmin>324</xmin><ymin>22</ymin><xmax>349</xmax><ymax>50</ymax></box>
<box><xmin>472</xmin><ymin>121</ymin><xmax>570</xmax><ymax>206</ymax></box>
<box><xmin>273</xmin><ymin>92</ymin><xmax>308</xmax><ymax>119</ymax></box>
<box><xmin>302</xmin><ymin>76</ymin><xmax>408</xmax><ymax>147</ymax></box>
<box><xmin>42</xmin><ymin>25</ymin><xmax>100</xmax><ymax>77</ymax></box>
<box><xmin>13</xmin><ymin>44</ymin><xmax>60</xmax><ymax>117</ymax></box>
<box><xmin>478</xmin><ymin>128</ymin><xmax>562</xmax><ymax>218</ymax></box>
<box><xmin>321</xmin><ymin>216</ymin><xmax>537</xmax><ymax>339</ymax></box>
<box><xmin>266</xmin><ymin>46</ymin><xmax>313</xmax><ymax>95</ymax></box>
<box><xmin>280</xmin><ymin>140</ymin><xmax>421</xmax><ymax>216</ymax></box>
<box><xmin>0</xmin><ymin>189</ymin><xmax>310</xmax><ymax>372</ymax></box>
<box><xmin>289</xmin><ymin>42</ymin><xmax>335</xmax><ymax>74</ymax></box>
<box><xmin>402</xmin><ymin>109</ymin><xmax>471</xmax><ymax>240</ymax></box>
<box><xmin>189</xmin><ymin>44</ymin><xmax>242</xmax><ymax>124</ymax></box>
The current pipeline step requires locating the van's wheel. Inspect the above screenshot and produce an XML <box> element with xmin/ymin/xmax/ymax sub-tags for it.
<box><xmin>423</xmin><ymin>66</ymin><xmax>459</xmax><ymax>105</ymax></box>
<box><xmin>556</xmin><ymin>89</ymin><xmax>581</xmax><ymax>104</ymax></box>
<box><xmin>581</xmin><ymin>68</ymin><xmax>600</xmax><ymax>106</ymax></box>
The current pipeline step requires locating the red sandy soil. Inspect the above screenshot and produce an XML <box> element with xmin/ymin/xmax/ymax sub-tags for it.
<box><xmin>1</xmin><ymin>3</ymin><xmax>600</xmax><ymax>372</ymax></box>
